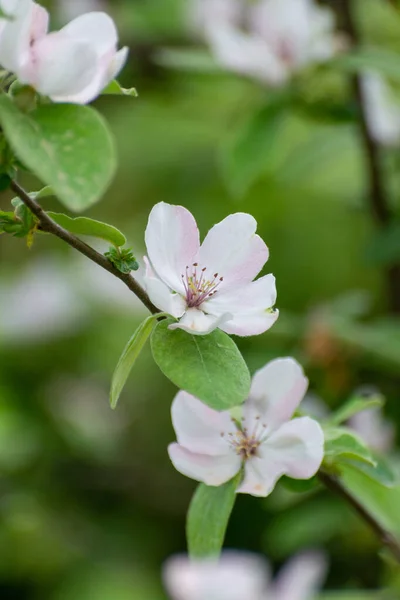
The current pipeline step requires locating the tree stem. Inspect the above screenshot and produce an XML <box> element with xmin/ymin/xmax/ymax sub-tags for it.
<box><xmin>10</xmin><ymin>180</ymin><xmax>159</xmax><ymax>315</ymax></box>
<box><xmin>338</xmin><ymin>0</ymin><xmax>400</xmax><ymax>312</ymax></box>
<box><xmin>319</xmin><ymin>471</ymin><xmax>400</xmax><ymax>563</ymax></box>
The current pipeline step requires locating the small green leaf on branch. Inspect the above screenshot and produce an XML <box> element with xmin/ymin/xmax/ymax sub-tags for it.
<box><xmin>187</xmin><ymin>473</ymin><xmax>241</xmax><ymax>558</ymax></box>
<box><xmin>329</xmin><ymin>393</ymin><xmax>384</xmax><ymax>426</ymax></box>
<box><xmin>47</xmin><ymin>212</ymin><xmax>127</xmax><ymax>248</ymax></box>
<box><xmin>105</xmin><ymin>246</ymin><xmax>139</xmax><ymax>274</ymax></box>
<box><xmin>110</xmin><ymin>315</ymin><xmax>160</xmax><ymax>408</ymax></box>
<box><xmin>324</xmin><ymin>428</ymin><xmax>377</xmax><ymax>468</ymax></box>
<box><xmin>102</xmin><ymin>80</ymin><xmax>138</xmax><ymax>97</ymax></box>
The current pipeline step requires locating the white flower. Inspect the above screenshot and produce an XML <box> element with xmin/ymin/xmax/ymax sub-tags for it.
<box><xmin>0</xmin><ymin>0</ymin><xmax>128</xmax><ymax>104</ymax></box>
<box><xmin>168</xmin><ymin>357</ymin><xmax>324</xmax><ymax>496</ymax></box>
<box><xmin>349</xmin><ymin>405</ymin><xmax>395</xmax><ymax>454</ymax></box>
<box><xmin>361</xmin><ymin>73</ymin><xmax>400</xmax><ymax>146</ymax></box>
<box><xmin>163</xmin><ymin>550</ymin><xmax>327</xmax><ymax>600</ymax></box>
<box><xmin>194</xmin><ymin>0</ymin><xmax>338</xmax><ymax>85</ymax></box>
<box><xmin>143</xmin><ymin>202</ymin><xmax>278</xmax><ymax>336</ymax></box>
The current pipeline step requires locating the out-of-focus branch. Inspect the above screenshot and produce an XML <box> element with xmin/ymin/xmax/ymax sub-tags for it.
<box><xmin>338</xmin><ymin>0</ymin><xmax>400</xmax><ymax>313</ymax></box>
<box><xmin>319</xmin><ymin>471</ymin><xmax>400</xmax><ymax>563</ymax></box>
<box><xmin>10</xmin><ymin>180</ymin><xmax>159</xmax><ymax>315</ymax></box>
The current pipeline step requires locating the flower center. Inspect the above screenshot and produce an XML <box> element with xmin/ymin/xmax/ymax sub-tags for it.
<box><xmin>231</xmin><ymin>430</ymin><xmax>260</xmax><ymax>459</ymax></box>
<box><xmin>181</xmin><ymin>263</ymin><xmax>223</xmax><ymax>308</ymax></box>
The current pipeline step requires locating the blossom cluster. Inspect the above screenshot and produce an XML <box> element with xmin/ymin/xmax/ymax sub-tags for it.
<box><xmin>144</xmin><ymin>203</ymin><xmax>325</xmax><ymax>496</ymax></box>
<box><xmin>0</xmin><ymin>0</ymin><xmax>127</xmax><ymax>103</ymax></box>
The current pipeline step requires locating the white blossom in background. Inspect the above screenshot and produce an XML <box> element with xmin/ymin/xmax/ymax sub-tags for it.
<box><xmin>191</xmin><ymin>0</ymin><xmax>339</xmax><ymax>85</ymax></box>
<box><xmin>143</xmin><ymin>202</ymin><xmax>278</xmax><ymax>336</ymax></box>
<box><xmin>164</xmin><ymin>550</ymin><xmax>327</xmax><ymax>600</ymax></box>
<box><xmin>349</xmin><ymin>405</ymin><xmax>395</xmax><ymax>454</ymax></box>
<box><xmin>0</xmin><ymin>0</ymin><xmax>128</xmax><ymax>103</ymax></box>
<box><xmin>0</xmin><ymin>260</ymin><xmax>85</xmax><ymax>343</ymax></box>
<box><xmin>361</xmin><ymin>73</ymin><xmax>400</xmax><ymax>146</ymax></box>
<box><xmin>168</xmin><ymin>358</ymin><xmax>324</xmax><ymax>496</ymax></box>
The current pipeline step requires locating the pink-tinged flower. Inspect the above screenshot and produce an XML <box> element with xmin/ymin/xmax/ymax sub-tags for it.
<box><xmin>192</xmin><ymin>0</ymin><xmax>339</xmax><ymax>86</ymax></box>
<box><xmin>143</xmin><ymin>202</ymin><xmax>278</xmax><ymax>336</ymax></box>
<box><xmin>163</xmin><ymin>550</ymin><xmax>327</xmax><ymax>600</ymax></box>
<box><xmin>0</xmin><ymin>0</ymin><xmax>128</xmax><ymax>104</ymax></box>
<box><xmin>361</xmin><ymin>73</ymin><xmax>400</xmax><ymax>147</ymax></box>
<box><xmin>168</xmin><ymin>357</ymin><xmax>324</xmax><ymax>496</ymax></box>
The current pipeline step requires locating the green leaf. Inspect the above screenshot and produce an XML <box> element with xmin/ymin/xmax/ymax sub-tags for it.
<box><xmin>329</xmin><ymin>394</ymin><xmax>384</xmax><ymax>426</ymax></box>
<box><xmin>187</xmin><ymin>473</ymin><xmax>241</xmax><ymax>558</ymax></box>
<box><xmin>334</xmin><ymin>47</ymin><xmax>400</xmax><ymax>81</ymax></box>
<box><xmin>0</xmin><ymin>95</ymin><xmax>116</xmax><ymax>212</ymax></box>
<box><xmin>47</xmin><ymin>212</ymin><xmax>126</xmax><ymax>247</ymax></box>
<box><xmin>342</xmin><ymin>454</ymin><xmax>397</xmax><ymax>488</ymax></box>
<box><xmin>150</xmin><ymin>318</ymin><xmax>251</xmax><ymax>411</ymax></box>
<box><xmin>324</xmin><ymin>428</ymin><xmax>376</xmax><ymax>467</ymax></box>
<box><xmin>102</xmin><ymin>80</ymin><xmax>138</xmax><ymax>97</ymax></box>
<box><xmin>110</xmin><ymin>315</ymin><xmax>159</xmax><ymax>409</ymax></box>
<box><xmin>340</xmin><ymin>463</ymin><xmax>400</xmax><ymax>536</ymax></box>
<box><xmin>365</xmin><ymin>222</ymin><xmax>400</xmax><ymax>267</ymax></box>
<box><xmin>220</xmin><ymin>95</ymin><xmax>289</xmax><ymax>197</ymax></box>
<box><xmin>105</xmin><ymin>246</ymin><xmax>139</xmax><ymax>273</ymax></box>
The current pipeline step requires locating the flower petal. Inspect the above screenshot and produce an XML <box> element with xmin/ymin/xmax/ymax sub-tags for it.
<box><xmin>272</xmin><ymin>551</ymin><xmax>328</xmax><ymax>600</ymax></box>
<box><xmin>163</xmin><ymin>551</ymin><xmax>270</xmax><ymax>600</ymax></box>
<box><xmin>108</xmin><ymin>45</ymin><xmax>129</xmax><ymax>80</ymax></box>
<box><xmin>207</xmin><ymin>24</ymin><xmax>288</xmax><ymax>85</ymax></box>
<box><xmin>168</xmin><ymin>443</ymin><xmax>241</xmax><ymax>486</ymax></box>
<box><xmin>204</xmin><ymin>274</ymin><xmax>278</xmax><ymax>336</ymax></box>
<box><xmin>142</xmin><ymin>257</ymin><xmax>186</xmax><ymax>318</ymax></box>
<box><xmin>171</xmin><ymin>390</ymin><xmax>236</xmax><ymax>456</ymax></box>
<box><xmin>145</xmin><ymin>202</ymin><xmax>200</xmax><ymax>294</ymax></box>
<box><xmin>198</xmin><ymin>213</ymin><xmax>269</xmax><ymax>287</ymax></box>
<box><xmin>60</xmin><ymin>11</ymin><xmax>118</xmax><ymax>56</ymax></box>
<box><xmin>237</xmin><ymin>417</ymin><xmax>324</xmax><ymax>497</ymax></box>
<box><xmin>168</xmin><ymin>308</ymin><xmax>232</xmax><ymax>335</ymax></box>
<box><xmin>25</xmin><ymin>32</ymin><xmax>99</xmax><ymax>98</ymax></box>
<box><xmin>0</xmin><ymin>0</ymin><xmax>47</xmax><ymax>73</ymax></box>
<box><xmin>246</xmin><ymin>357</ymin><xmax>308</xmax><ymax>432</ymax></box>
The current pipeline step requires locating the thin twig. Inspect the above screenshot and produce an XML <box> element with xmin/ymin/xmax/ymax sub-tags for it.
<box><xmin>319</xmin><ymin>471</ymin><xmax>400</xmax><ymax>563</ymax></box>
<box><xmin>10</xmin><ymin>180</ymin><xmax>158</xmax><ymax>315</ymax></box>
<box><xmin>338</xmin><ymin>0</ymin><xmax>400</xmax><ymax>313</ymax></box>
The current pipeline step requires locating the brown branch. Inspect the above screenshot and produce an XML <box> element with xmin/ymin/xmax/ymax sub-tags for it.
<box><xmin>10</xmin><ymin>180</ymin><xmax>159</xmax><ymax>315</ymax></box>
<box><xmin>338</xmin><ymin>0</ymin><xmax>400</xmax><ymax>312</ymax></box>
<box><xmin>319</xmin><ymin>471</ymin><xmax>400</xmax><ymax>563</ymax></box>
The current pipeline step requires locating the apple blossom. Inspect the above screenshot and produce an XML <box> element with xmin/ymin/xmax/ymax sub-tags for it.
<box><xmin>143</xmin><ymin>202</ymin><xmax>278</xmax><ymax>336</ymax></box>
<box><xmin>163</xmin><ymin>550</ymin><xmax>327</xmax><ymax>600</ymax></box>
<box><xmin>192</xmin><ymin>0</ymin><xmax>339</xmax><ymax>85</ymax></box>
<box><xmin>361</xmin><ymin>73</ymin><xmax>400</xmax><ymax>147</ymax></box>
<box><xmin>0</xmin><ymin>0</ymin><xmax>128</xmax><ymax>104</ymax></box>
<box><xmin>168</xmin><ymin>357</ymin><xmax>324</xmax><ymax>496</ymax></box>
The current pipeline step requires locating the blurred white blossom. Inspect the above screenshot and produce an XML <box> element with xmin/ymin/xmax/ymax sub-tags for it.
<box><xmin>361</xmin><ymin>73</ymin><xmax>400</xmax><ymax>146</ymax></box>
<box><xmin>0</xmin><ymin>260</ymin><xmax>84</xmax><ymax>343</ymax></box>
<box><xmin>191</xmin><ymin>0</ymin><xmax>339</xmax><ymax>85</ymax></box>
<box><xmin>349</xmin><ymin>404</ymin><xmax>395</xmax><ymax>453</ymax></box>
<box><xmin>164</xmin><ymin>550</ymin><xmax>327</xmax><ymax>600</ymax></box>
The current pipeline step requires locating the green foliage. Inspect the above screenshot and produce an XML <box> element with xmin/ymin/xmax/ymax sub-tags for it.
<box><xmin>150</xmin><ymin>318</ymin><xmax>251</xmax><ymax>410</ymax></box>
<box><xmin>110</xmin><ymin>315</ymin><xmax>159</xmax><ymax>409</ymax></box>
<box><xmin>0</xmin><ymin>94</ymin><xmax>116</xmax><ymax>212</ymax></box>
<box><xmin>324</xmin><ymin>428</ymin><xmax>377</xmax><ymax>467</ymax></box>
<box><xmin>102</xmin><ymin>80</ymin><xmax>138</xmax><ymax>97</ymax></box>
<box><xmin>187</xmin><ymin>473</ymin><xmax>241</xmax><ymax>558</ymax></box>
<box><xmin>47</xmin><ymin>212</ymin><xmax>127</xmax><ymax>247</ymax></box>
<box><xmin>220</xmin><ymin>93</ymin><xmax>289</xmax><ymax>197</ymax></box>
<box><xmin>105</xmin><ymin>246</ymin><xmax>139</xmax><ymax>274</ymax></box>
<box><xmin>365</xmin><ymin>222</ymin><xmax>400</xmax><ymax>267</ymax></box>
<box><xmin>340</xmin><ymin>464</ymin><xmax>400</xmax><ymax>536</ymax></box>
<box><xmin>329</xmin><ymin>394</ymin><xmax>384</xmax><ymax>426</ymax></box>
<box><xmin>335</xmin><ymin>47</ymin><xmax>400</xmax><ymax>81</ymax></box>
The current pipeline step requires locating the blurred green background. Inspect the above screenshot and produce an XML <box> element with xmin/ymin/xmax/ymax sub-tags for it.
<box><xmin>1</xmin><ymin>0</ymin><xmax>400</xmax><ymax>598</ymax></box>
